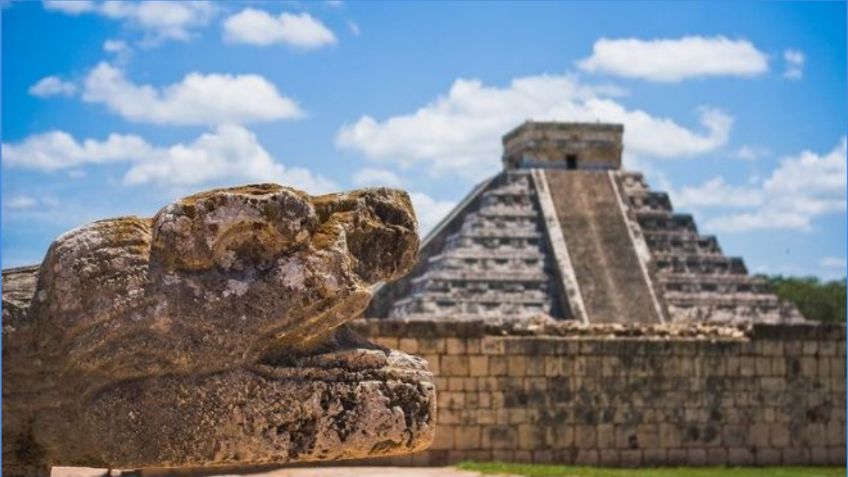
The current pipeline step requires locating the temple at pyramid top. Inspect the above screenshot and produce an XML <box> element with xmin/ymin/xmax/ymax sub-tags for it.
<box><xmin>367</xmin><ymin>121</ymin><xmax>804</xmax><ymax>325</ymax></box>
<box><xmin>502</xmin><ymin>121</ymin><xmax>623</xmax><ymax>171</ymax></box>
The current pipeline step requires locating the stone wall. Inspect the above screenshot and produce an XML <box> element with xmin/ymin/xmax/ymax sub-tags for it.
<box><xmin>352</xmin><ymin>320</ymin><xmax>846</xmax><ymax>466</ymax></box>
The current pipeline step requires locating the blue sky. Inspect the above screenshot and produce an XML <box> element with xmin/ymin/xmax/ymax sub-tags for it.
<box><xmin>2</xmin><ymin>1</ymin><xmax>846</xmax><ymax>280</ymax></box>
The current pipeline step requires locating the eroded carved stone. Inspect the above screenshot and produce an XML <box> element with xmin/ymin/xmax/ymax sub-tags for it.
<box><xmin>2</xmin><ymin>184</ymin><xmax>433</xmax><ymax>476</ymax></box>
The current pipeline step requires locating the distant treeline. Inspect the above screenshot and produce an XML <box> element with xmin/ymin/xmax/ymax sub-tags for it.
<box><xmin>761</xmin><ymin>275</ymin><xmax>846</xmax><ymax>324</ymax></box>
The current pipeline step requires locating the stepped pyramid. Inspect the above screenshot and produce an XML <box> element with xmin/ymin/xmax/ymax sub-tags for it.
<box><xmin>368</xmin><ymin>121</ymin><xmax>804</xmax><ymax>325</ymax></box>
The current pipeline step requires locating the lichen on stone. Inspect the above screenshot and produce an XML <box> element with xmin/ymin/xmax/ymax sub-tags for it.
<box><xmin>2</xmin><ymin>183</ymin><xmax>434</xmax><ymax>476</ymax></box>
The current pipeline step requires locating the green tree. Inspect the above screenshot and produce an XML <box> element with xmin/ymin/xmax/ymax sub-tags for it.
<box><xmin>763</xmin><ymin>275</ymin><xmax>846</xmax><ymax>324</ymax></box>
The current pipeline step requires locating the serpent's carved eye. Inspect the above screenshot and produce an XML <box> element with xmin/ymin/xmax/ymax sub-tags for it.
<box><xmin>150</xmin><ymin>185</ymin><xmax>318</xmax><ymax>272</ymax></box>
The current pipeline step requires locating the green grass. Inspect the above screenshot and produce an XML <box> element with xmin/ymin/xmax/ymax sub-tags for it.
<box><xmin>456</xmin><ymin>461</ymin><xmax>845</xmax><ymax>477</ymax></box>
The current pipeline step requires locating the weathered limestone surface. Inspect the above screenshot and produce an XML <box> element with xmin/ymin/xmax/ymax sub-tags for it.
<box><xmin>2</xmin><ymin>184</ymin><xmax>435</xmax><ymax>476</ymax></box>
<box><xmin>353</xmin><ymin>319</ymin><xmax>846</xmax><ymax>467</ymax></box>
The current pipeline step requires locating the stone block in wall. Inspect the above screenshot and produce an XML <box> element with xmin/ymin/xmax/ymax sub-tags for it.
<box><xmin>619</xmin><ymin>449</ymin><xmax>642</xmax><ymax>467</ymax></box>
<box><xmin>740</xmin><ymin>357</ymin><xmax>756</xmax><ymax>377</ymax></box>
<box><xmin>811</xmin><ymin>447</ymin><xmax>831</xmax><ymax>465</ymax></box>
<box><xmin>800</xmin><ymin>356</ymin><xmax>818</xmax><ymax>377</ymax></box>
<box><xmin>532</xmin><ymin>450</ymin><xmax>554</xmax><ymax>464</ymax></box>
<box><xmin>481</xmin><ymin>337</ymin><xmax>506</xmax><ymax>355</ymax></box>
<box><xmin>828</xmin><ymin>447</ymin><xmax>846</xmax><ymax>465</ymax></box>
<box><xmin>728</xmin><ymin>447</ymin><xmax>754</xmax><ymax>465</ymax></box>
<box><xmin>475</xmin><ymin>409</ymin><xmax>495</xmax><ymax>425</ymax></box>
<box><xmin>615</xmin><ymin>426</ymin><xmax>638</xmax><ymax>449</ymax></box>
<box><xmin>430</xmin><ymin>426</ymin><xmax>455</xmax><ymax>450</ymax></box>
<box><xmin>546</xmin><ymin>423</ymin><xmax>574</xmax><ymax>447</ymax></box>
<box><xmin>771</xmin><ymin>357</ymin><xmax>786</xmax><ymax>376</ymax></box>
<box><xmin>441</xmin><ymin>355</ymin><xmax>470</xmax><ymax>376</ymax></box>
<box><xmin>643</xmin><ymin>449</ymin><xmax>666</xmax><ymax>466</ymax></box>
<box><xmin>438</xmin><ymin>391</ymin><xmax>465</xmax><ymax>409</ymax></box>
<box><xmin>489</xmin><ymin>356</ymin><xmax>508</xmax><ymax>376</ymax></box>
<box><xmin>468</xmin><ymin>355</ymin><xmax>489</xmax><ymax>377</ymax></box>
<box><xmin>576</xmin><ymin>424</ymin><xmax>597</xmax><ymax>448</ymax></box>
<box><xmin>507</xmin><ymin>355</ymin><xmax>527</xmax><ymax>376</ymax></box>
<box><xmin>544</xmin><ymin>356</ymin><xmax>569</xmax><ymax>376</ymax></box>
<box><xmin>398</xmin><ymin>337</ymin><xmax>420</xmax><ymax>354</ymax></box>
<box><xmin>447</xmin><ymin>377</ymin><xmax>464</xmax><ymax>391</ymax></box>
<box><xmin>819</xmin><ymin>340</ymin><xmax>838</xmax><ymax>356</ymax></box>
<box><xmin>518</xmin><ymin>423</ymin><xmax>545</xmax><ymax>450</ymax></box>
<box><xmin>419</xmin><ymin>338</ymin><xmax>446</xmax><ymax>354</ymax></box>
<box><xmin>666</xmin><ymin>448</ymin><xmax>687</xmax><ymax>465</ymax></box>
<box><xmin>769</xmin><ymin>424</ymin><xmax>790</xmax><ymax>448</ymax></box>
<box><xmin>490</xmin><ymin>450</ymin><xmax>514</xmax><ymax>462</ymax></box>
<box><xmin>705</xmin><ymin>448</ymin><xmax>727</xmax><ymax>466</ymax></box>
<box><xmin>597</xmin><ymin>423</ymin><xmax>615</xmax><ymax>448</ymax></box>
<box><xmin>525</xmin><ymin>357</ymin><xmax>546</xmax><ymax>376</ymax></box>
<box><xmin>422</xmin><ymin>354</ymin><xmax>440</xmax><ymax>374</ymax></box>
<box><xmin>748</xmin><ymin>423</ymin><xmax>770</xmax><ymax>447</ymax></box>
<box><xmin>636</xmin><ymin>424</ymin><xmax>660</xmax><ymax>449</ymax></box>
<box><xmin>575</xmin><ymin>449</ymin><xmax>599</xmax><ymax>465</ymax></box>
<box><xmin>482</xmin><ymin>425</ymin><xmax>517</xmax><ymax>450</ymax></box>
<box><xmin>508</xmin><ymin>408</ymin><xmax>527</xmax><ymax>424</ymax></box>
<box><xmin>686</xmin><ymin>448</ymin><xmax>707</xmax><ymax>466</ymax></box>
<box><xmin>826</xmin><ymin>420</ymin><xmax>845</xmax><ymax>446</ymax></box>
<box><xmin>782</xmin><ymin>447</ymin><xmax>810</xmax><ymax>465</ymax></box>
<box><xmin>818</xmin><ymin>357</ymin><xmax>831</xmax><ymax>378</ymax></box>
<box><xmin>831</xmin><ymin>357</ymin><xmax>844</xmax><ymax>378</ymax></box>
<box><xmin>659</xmin><ymin>423</ymin><xmax>682</xmax><ymax>448</ymax></box>
<box><xmin>755</xmin><ymin>448</ymin><xmax>781</xmax><ymax>466</ymax></box>
<box><xmin>803</xmin><ymin>341</ymin><xmax>819</xmax><ymax>355</ymax></box>
<box><xmin>455</xmin><ymin>426</ymin><xmax>482</xmax><ymax>450</ymax></box>
<box><xmin>446</xmin><ymin>338</ymin><xmax>467</xmax><ymax>355</ymax></box>
<box><xmin>755</xmin><ymin>357</ymin><xmax>772</xmax><ymax>376</ymax></box>
<box><xmin>374</xmin><ymin>336</ymin><xmax>398</xmax><ymax>349</ymax></box>
<box><xmin>599</xmin><ymin>449</ymin><xmax>620</xmax><ymax>466</ymax></box>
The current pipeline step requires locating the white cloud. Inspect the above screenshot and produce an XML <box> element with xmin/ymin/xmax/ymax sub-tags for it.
<box><xmin>103</xmin><ymin>39</ymin><xmax>132</xmax><ymax>64</ymax></box>
<box><xmin>42</xmin><ymin>0</ymin><xmax>95</xmax><ymax>15</ymax></box>
<box><xmin>699</xmin><ymin>138</ymin><xmax>847</xmax><ymax>232</ymax></box>
<box><xmin>672</xmin><ymin>177</ymin><xmax>763</xmax><ymax>209</ymax></box>
<box><xmin>4</xmin><ymin>195</ymin><xmax>38</xmax><ymax>210</ymax></box>
<box><xmin>783</xmin><ymin>49</ymin><xmax>805</xmax><ymax>80</ymax></box>
<box><xmin>29</xmin><ymin>76</ymin><xmax>77</xmax><ymax>97</ymax></box>
<box><xmin>82</xmin><ymin>62</ymin><xmax>302</xmax><ymax>125</ymax></box>
<box><xmin>2</xmin><ymin>125</ymin><xmax>336</xmax><ymax>193</ymax></box>
<box><xmin>352</xmin><ymin>168</ymin><xmax>404</xmax><ymax>187</ymax></box>
<box><xmin>820</xmin><ymin>256</ymin><xmax>847</xmax><ymax>270</ymax></box>
<box><xmin>348</xmin><ymin>21</ymin><xmax>360</xmax><ymax>36</ymax></box>
<box><xmin>44</xmin><ymin>1</ymin><xmax>217</xmax><ymax>45</ymax></box>
<box><xmin>732</xmin><ymin>145</ymin><xmax>769</xmax><ymax>161</ymax></box>
<box><xmin>223</xmin><ymin>9</ymin><xmax>337</xmax><ymax>49</ymax></box>
<box><xmin>578</xmin><ymin>36</ymin><xmax>769</xmax><ymax>82</ymax></box>
<box><xmin>336</xmin><ymin>74</ymin><xmax>732</xmax><ymax>180</ymax></box>
<box><xmin>2</xmin><ymin>130</ymin><xmax>153</xmax><ymax>170</ymax></box>
<box><xmin>409</xmin><ymin>192</ymin><xmax>456</xmax><ymax>236</ymax></box>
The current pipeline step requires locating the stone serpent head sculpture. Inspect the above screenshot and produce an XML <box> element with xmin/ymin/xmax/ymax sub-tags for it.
<box><xmin>2</xmin><ymin>184</ymin><xmax>434</xmax><ymax>476</ymax></box>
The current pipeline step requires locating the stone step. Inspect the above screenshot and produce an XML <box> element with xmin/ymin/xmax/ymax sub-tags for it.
<box><xmin>653</xmin><ymin>253</ymin><xmax>748</xmax><ymax>274</ymax></box>
<box><xmin>618</xmin><ymin>171</ymin><xmax>649</xmax><ymax>191</ymax></box>
<box><xmin>658</xmin><ymin>273</ymin><xmax>770</xmax><ymax>294</ymax></box>
<box><xmin>410</xmin><ymin>270</ymin><xmax>549</xmax><ymax>284</ymax></box>
<box><xmin>636</xmin><ymin>211</ymin><xmax>698</xmax><ymax>233</ymax></box>
<box><xmin>427</xmin><ymin>249</ymin><xmax>545</xmax><ymax>262</ymax></box>
<box><xmin>644</xmin><ymin>232</ymin><xmax>721</xmax><ymax>255</ymax></box>
<box><xmin>546</xmin><ymin>170</ymin><xmax>662</xmax><ymax>324</ymax></box>
<box><xmin>664</xmin><ymin>292</ymin><xmax>780</xmax><ymax>307</ymax></box>
<box><xmin>427</xmin><ymin>256</ymin><xmax>547</xmax><ymax>271</ymax></box>
<box><xmin>625</xmin><ymin>190</ymin><xmax>673</xmax><ymax>212</ymax></box>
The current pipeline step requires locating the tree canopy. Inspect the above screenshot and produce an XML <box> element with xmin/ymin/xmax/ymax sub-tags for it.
<box><xmin>763</xmin><ymin>275</ymin><xmax>846</xmax><ymax>324</ymax></box>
